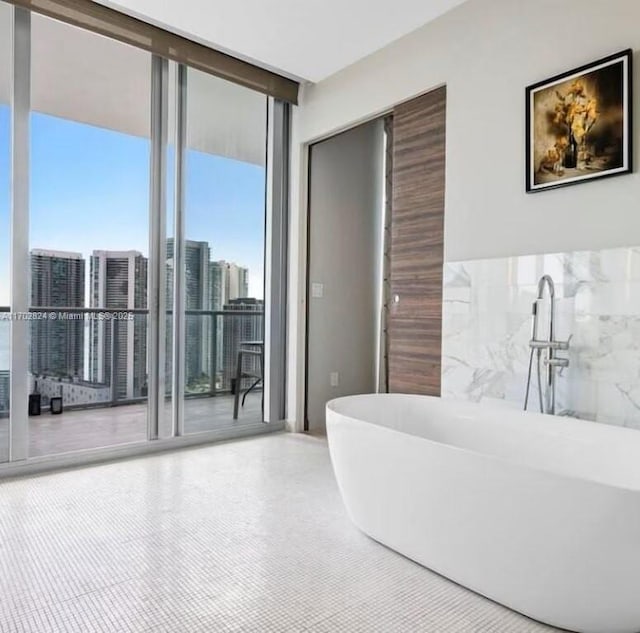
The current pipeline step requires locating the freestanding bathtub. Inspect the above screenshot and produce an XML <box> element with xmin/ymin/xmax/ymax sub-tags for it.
<box><xmin>326</xmin><ymin>394</ymin><xmax>640</xmax><ymax>633</ymax></box>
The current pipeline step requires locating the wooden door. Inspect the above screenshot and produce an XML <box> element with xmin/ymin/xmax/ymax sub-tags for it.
<box><xmin>388</xmin><ymin>87</ymin><xmax>446</xmax><ymax>395</ymax></box>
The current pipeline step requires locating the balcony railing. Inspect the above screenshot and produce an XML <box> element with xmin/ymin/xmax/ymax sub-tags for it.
<box><xmin>0</xmin><ymin>305</ymin><xmax>263</xmax><ymax>415</ymax></box>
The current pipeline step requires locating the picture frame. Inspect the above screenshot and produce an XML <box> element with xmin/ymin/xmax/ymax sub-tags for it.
<box><xmin>526</xmin><ymin>49</ymin><xmax>633</xmax><ymax>193</ymax></box>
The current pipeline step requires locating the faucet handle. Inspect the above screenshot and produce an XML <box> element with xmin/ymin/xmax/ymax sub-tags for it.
<box><xmin>545</xmin><ymin>357</ymin><xmax>569</xmax><ymax>368</ymax></box>
<box><xmin>554</xmin><ymin>335</ymin><xmax>572</xmax><ymax>351</ymax></box>
<box><xmin>545</xmin><ymin>355</ymin><xmax>569</xmax><ymax>377</ymax></box>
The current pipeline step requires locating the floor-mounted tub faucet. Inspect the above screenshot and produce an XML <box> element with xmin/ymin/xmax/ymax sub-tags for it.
<box><xmin>524</xmin><ymin>275</ymin><xmax>571</xmax><ymax>415</ymax></box>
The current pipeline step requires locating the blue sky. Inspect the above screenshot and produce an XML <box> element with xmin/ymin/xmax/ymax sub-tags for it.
<box><xmin>0</xmin><ymin>106</ymin><xmax>266</xmax><ymax>307</ymax></box>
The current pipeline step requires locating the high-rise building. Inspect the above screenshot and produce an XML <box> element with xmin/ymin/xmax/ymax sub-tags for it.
<box><xmin>239</xmin><ymin>267</ymin><xmax>250</xmax><ymax>299</ymax></box>
<box><xmin>209</xmin><ymin>260</ymin><xmax>228</xmax><ymax>312</ymax></box>
<box><xmin>209</xmin><ymin>261</ymin><xmax>228</xmax><ymax>381</ymax></box>
<box><xmin>0</xmin><ymin>370</ymin><xmax>9</xmax><ymax>414</ymax></box>
<box><xmin>30</xmin><ymin>249</ymin><xmax>85</xmax><ymax>378</ymax></box>
<box><xmin>208</xmin><ymin>260</ymin><xmax>249</xmax><ymax>309</ymax></box>
<box><xmin>166</xmin><ymin>239</ymin><xmax>210</xmax><ymax>390</ymax></box>
<box><xmin>226</xmin><ymin>263</ymin><xmax>249</xmax><ymax>301</ymax></box>
<box><xmin>211</xmin><ymin>261</ymin><xmax>253</xmax><ymax>383</ymax></box>
<box><xmin>208</xmin><ymin>261</ymin><xmax>252</xmax><ymax>387</ymax></box>
<box><xmin>221</xmin><ymin>298</ymin><xmax>263</xmax><ymax>391</ymax></box>
<box><xmin>89</xmin><ymin>250</ymin><xmax>147</xmax><ymax>400</ymax></box>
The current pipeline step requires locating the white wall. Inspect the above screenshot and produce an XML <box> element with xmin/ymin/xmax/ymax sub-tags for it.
<box><xmin>305</xmin><ymin>120</ymin><xmax>384</xmax><ymax>433</ymax></box>
<box><xmin>297</xmin><ymin>0</ymin><xmax>640</xmax><ymax>261</ymax></box>
<box><xmin>286</xmin><ymin>0</ymin><xmax>640</xmax><ymax>428</ymax></box>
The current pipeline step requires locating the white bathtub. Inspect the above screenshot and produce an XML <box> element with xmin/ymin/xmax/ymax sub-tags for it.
<box><xmin>326</xmin><ymin>394</ymin><xmax>640</xmax><ymax>633</ymax></box>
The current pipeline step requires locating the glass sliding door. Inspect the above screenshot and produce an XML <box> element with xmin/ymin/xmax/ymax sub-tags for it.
<box><xmin>0</xmin><ymin>4</ymin><xmax>287</xmax><ymax>468</ymax></box>
<box><xmin>28</xmin><ymin>14</ymin><xmax>152</xmax><ymax>456</ymax></box>
<box><xmin>0</xmin><ymin>1</ymin><xmax>10</xmax><ymax>462</ymax></box>
<box><xmin>179</xmin><ymin>68</ymin><xmax>268</xmax><ymax>434</ymax></box>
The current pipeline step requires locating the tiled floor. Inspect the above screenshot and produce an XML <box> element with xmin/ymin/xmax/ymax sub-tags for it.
<box><xmin>0</xmin><ymin>434</ymin><xmax>563</xmax><ymax>633</ymax></box>
<box><xmin>0</xmin><ymin>393</ymin><xmax>262</xmax><ymax>461</ymax></box>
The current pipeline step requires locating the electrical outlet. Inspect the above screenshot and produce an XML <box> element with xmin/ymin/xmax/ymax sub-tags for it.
<box><xmin>311</xmin><ymin>282</ymin><xmax>324</xmax><ymax>298</ymax></box>
<box><xmin>330</xmin><ymin>372</ymin><xmax>339</xmax><ymax>387</ymax></box>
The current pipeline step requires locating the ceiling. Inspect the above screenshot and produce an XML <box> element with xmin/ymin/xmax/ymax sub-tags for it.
<box><xmin>93</xmin><ymin>0</ymin><xmax>467</xmax><ymax>82</ymax></box>
<box><xmin>0</xmin><ymin>6</ymin><xmax>267</xmax><ymax>166</ymax></box>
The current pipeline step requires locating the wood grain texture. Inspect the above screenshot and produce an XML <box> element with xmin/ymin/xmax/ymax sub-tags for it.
<box><xmin>388</xmin><ymin>87</ymin><xmax>446</xmax><ymax>395</ymax></box>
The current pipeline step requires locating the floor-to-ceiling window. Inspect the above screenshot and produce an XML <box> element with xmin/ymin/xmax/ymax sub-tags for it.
<box><xmin>0</xmin><ymin>2</ymin><xmax>10</xmax><ymax>462</ymax></box>
<box><xmin>0</xmin><ymin>1</ymin><xmax>289</xmax><ymax>468</ymax></box>
<box><xmin>27</xmin><ymin>14</ymin><xmax>151</xmax><ymax>456</ymax></box>
<box><xmin>181</xmin><ymin>69</ymin><xmax>267</xmax><ymax>434</ymax></box>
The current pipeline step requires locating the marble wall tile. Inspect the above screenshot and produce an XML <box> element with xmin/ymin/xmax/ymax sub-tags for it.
<box><xmin>442</xmin><ymin>246</ymin><xmax>640</xmax><ymax>430</ymax></box>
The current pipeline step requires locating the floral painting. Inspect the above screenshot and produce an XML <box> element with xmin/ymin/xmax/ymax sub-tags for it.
<box><xmin>526</xmin><ymin>50</ymin><xmax>632</xmax><ymax>192</ymax></box>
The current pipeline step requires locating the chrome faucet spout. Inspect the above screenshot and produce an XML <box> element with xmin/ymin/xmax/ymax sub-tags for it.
<box><xmin>536</xmin><ymin>274</ymin><xmax>555</xmax><ymax>301</ymax></box>
<box><xmin>524</xmin><ymin>274</ymin><xmax>570</xmax><ymax>416</ymax></box>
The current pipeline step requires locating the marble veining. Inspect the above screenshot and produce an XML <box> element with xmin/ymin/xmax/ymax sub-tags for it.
<box><xmin>442</xmin><ymin>246</ymin><xmax>640</xmax><ymax>430</ymax></box>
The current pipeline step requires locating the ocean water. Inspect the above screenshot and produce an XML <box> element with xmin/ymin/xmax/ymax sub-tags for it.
<box><xmin>0</xmin><ymin>321</ymin><xmax>8</xmax><ymax>370</ymax></box>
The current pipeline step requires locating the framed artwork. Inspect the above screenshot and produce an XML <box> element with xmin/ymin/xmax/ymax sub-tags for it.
<box><xmin>526</xmin><ymin>49</ymin><xmax>632</xmax><ymax>192</ymax></box>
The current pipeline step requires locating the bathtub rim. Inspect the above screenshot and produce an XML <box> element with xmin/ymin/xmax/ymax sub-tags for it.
<box><xmin>326</xmin><ymin>393</ymin><xmax>640</xmax><ymax>495</ymax></box>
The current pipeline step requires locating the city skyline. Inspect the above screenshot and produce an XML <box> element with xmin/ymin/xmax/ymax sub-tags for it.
<box><xmin>23</xmin><ymin>244</ymin><xmax>258</xmax><ymax>399</ymax></box>
<box><xmin>0</xmin><ymin>108</ymin><xmax>267</xmax><ymax>306</ymax></box>
<box><xmin>19</xmin><ymin>242</ymin><xmax>250</xmax><ymax>307</ymax></box>
<box><xmin>0</xmin><ymin>242</ymin><xmax>254</xmax><ymax>373</ymax></box>
<box><xmin>0</xmin><ymin>106</ymin><xmax>266</xmax><ymax>372</ymax></box>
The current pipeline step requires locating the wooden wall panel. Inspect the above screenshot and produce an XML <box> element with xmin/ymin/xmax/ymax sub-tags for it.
<box><xmin>388</xmin><ymin>86</ymin><xmax>446</xmax><ymax>395</ymax></box>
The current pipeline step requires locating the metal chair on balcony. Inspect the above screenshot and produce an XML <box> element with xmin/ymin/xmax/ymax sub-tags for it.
<box><xmin>233</xmin><ymin>340</ymin><xmax>264</xmax><ymax>420</ymax></box>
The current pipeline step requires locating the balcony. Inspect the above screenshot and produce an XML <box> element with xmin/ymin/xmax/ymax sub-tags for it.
<box><xmin>0</xmin><ymin>306</ymin><xmax>264</xmax><ymax>460</ymax></box>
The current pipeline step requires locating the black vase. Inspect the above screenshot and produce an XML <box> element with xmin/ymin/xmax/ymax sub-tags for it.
<box><xmin>564</xmin><ymin>132</ymin><xmax>578</xmax><ymax>169</ymax></box>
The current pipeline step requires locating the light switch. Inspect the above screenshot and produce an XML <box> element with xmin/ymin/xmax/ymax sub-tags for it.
<box><xmin>330</xmin><ymin>372</ymin><xmax>339</xmax><ymax>387</ymax></box>
<box><xmin>311</xmin><ymin>282</ymin><xmax>324</xmax><ymax>298</ymax></box>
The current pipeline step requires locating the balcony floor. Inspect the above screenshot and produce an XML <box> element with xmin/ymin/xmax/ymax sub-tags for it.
<box><xmin>0</xmin><ymin>392</ymin><xmax>263</xmax><ymax>460</ymax></box>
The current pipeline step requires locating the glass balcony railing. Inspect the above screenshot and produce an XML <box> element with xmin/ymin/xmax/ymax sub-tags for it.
<box><xmin>0</xmin><ymin>305</ymin><xmax>264</xmax><ymax>415</ymax></box>
<box><xmin>0</xmin><ymin>307</ymin><xmax>10</xmax><ymax>419</ymax></box>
